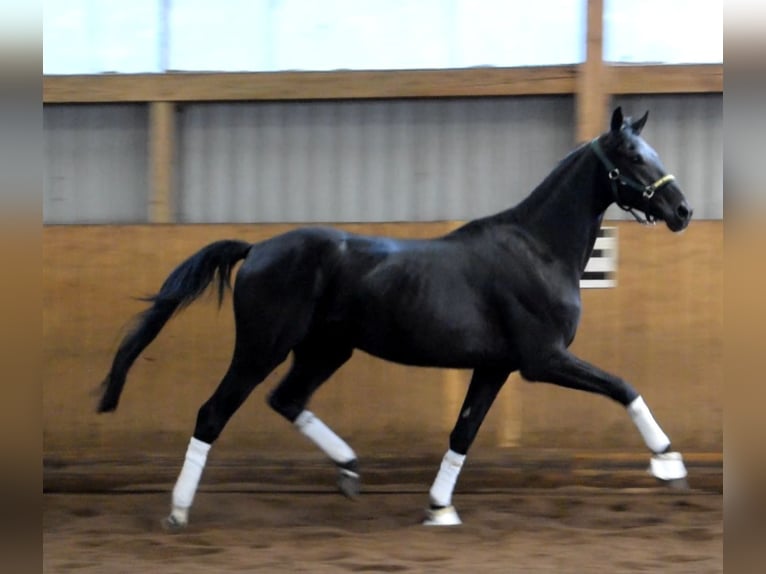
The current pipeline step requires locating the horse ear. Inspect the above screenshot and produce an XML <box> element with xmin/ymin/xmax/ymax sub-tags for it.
<box><xmin>610</xmin><ymin>107</ymin><xmax>624</xmax><ymax>132</ymax></box>
<box><xmin>631</xmin><ymin>110</ymin><xmax>649</xmax><ymax>134</ymax></box>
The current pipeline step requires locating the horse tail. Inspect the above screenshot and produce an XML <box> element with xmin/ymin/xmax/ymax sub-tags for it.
<box><xmin>96</xmin><ymin>239</ymin><xmax>252</xmax><ymax>413</ymax></box>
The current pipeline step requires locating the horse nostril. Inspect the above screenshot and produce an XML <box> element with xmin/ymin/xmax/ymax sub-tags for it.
<box><xmin>676</xmin><ymin>204</ymin><xmax>691</xmax><ymax>220</ymax></box>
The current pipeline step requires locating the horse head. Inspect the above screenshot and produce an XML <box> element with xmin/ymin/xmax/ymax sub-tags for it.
<box><xmin>592</xmin><ymin>107</ymin><xmax>693</xmax><ymax>232</ymax></box>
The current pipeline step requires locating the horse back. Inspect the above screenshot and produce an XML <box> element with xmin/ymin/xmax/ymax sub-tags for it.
<box><xmin>232</xmin><ymin>225</ymin><xmax>580</xmax><ymax>368</ymax></box>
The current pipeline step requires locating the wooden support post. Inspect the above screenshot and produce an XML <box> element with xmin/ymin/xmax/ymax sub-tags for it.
<box><xmin>443</xmin><ymin>369</ymin><xmax>468</xmax><ymax>431</ymax></box>
<box><xmin>149</xmin><ymin>101</ymin><xmax>175</xmax><ymax>223</ymax></box>
<box><xmin>442</xmin><ymin>369</ymin><xmax>522</xmax><ymax>448</ymax></box>
<box><xmin>577</xmin><ymin>0</ymin><xmax>607</xmax><ymax>142</ymax></box>
<box><xmin>496</xmin><ymin>375</ymin><xmax>522</xmax><ymax>448</ymax></box>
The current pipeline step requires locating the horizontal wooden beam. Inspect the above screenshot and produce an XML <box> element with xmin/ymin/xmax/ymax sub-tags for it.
<box><xmin>606</xmin><ymin>64</ymin><xmax>723</xmax><ymax>94</ymax></box>
<box><xmin>43</xmin><ymin>64</ymin><xmax>722</xmax><ymax>104</ymax></box>
<box><xmin>43</xmin><ymin>67</ymin><xmax>577</xmax><ymax>103</ymax></box>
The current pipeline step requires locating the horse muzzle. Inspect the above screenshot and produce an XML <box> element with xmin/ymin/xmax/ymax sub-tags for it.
<box><xmin>665</xmin><ymin>199</ymin><xmax>693</xmax><ymax>232</ymax></box>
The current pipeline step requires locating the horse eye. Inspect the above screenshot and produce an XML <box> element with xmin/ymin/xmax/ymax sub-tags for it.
<box><xmin>630</xmin><ymin>155</ymin><xmax>644</xmax><ymax>165</ymax></box>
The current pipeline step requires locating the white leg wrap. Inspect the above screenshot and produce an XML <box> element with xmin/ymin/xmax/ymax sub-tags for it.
<box><xmin>294</xmin><ymin>410</ymin><xmax>355</xmax><ymax>464</ymax></box>
<box><xmin>649</xmin><ymin>451</ymin><xmax>688</xmax><ymax>480</ymax></box>
<box><xmin>627</xmin><ymin>396</ymin><xmax>671</xmax><ymax>454</ymax></box>
<box><xmin>429</xmin><ymin>449</ymin><xmax>466</xmax><ymax>507</ymax></box>
<box><xmin>171</xmin><ymin>437</ymin><xmax>211</xmax><ymax>520</ymax></box>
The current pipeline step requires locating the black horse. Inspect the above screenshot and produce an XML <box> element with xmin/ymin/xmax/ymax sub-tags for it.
<box><xmin>98</xmin><ymin>108</ymin><xmax>692</xmax><ymax>529</ymax></box>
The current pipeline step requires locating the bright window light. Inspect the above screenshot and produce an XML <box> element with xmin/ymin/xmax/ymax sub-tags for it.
<box><xmin>45</xmin><ymin>0</ymin><xmax>586</xmax><ymax>74</ymax></box>
<box><xmin>604</xmin><ymin>0</ymin><xmax>722</xmax><ymax>63</ymax></box>
<box><xmin>44</xmin><ymin>0</ymin><xmax>161</xmax><ymax>74</ymax></box>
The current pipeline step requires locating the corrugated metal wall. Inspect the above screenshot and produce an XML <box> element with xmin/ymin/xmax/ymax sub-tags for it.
<box><xmin>176</xmin><ymin>96</ymin><xmax>575</xmax><ymax>223</ymax></box>
<box><xmin>42</xmin><ymin>94</ymin><xmax>722</xmax><ymax>224</ymax></box>
<box><xmin>44</xmin><ymin>104</ymin><xmax>149</xmax><ymax>223</ymax></box>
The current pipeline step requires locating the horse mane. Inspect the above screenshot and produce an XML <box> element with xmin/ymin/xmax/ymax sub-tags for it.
<box><xmin>507</xmin><ymin>141</ymin><xmax>591</xmax><ymax>222</ymax></box>
<box><xmin>449</xmin><ymin>140</ymin><xmax>591</xmax><ymax>237</ymax></box>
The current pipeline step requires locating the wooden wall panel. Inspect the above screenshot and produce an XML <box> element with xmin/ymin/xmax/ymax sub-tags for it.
<box><xmin>43</xmin><ymin>221</ymin><xmax>721</xmax><ymax>461</ymax></box>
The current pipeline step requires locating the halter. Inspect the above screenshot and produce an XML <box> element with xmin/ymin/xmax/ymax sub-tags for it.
<box><xmin>590</xmin><ymin>138</ymin><xmax>676</xmax><ymax>225</ymax></box>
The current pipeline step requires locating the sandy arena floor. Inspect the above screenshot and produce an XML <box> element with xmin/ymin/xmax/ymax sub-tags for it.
<box><xmin>44</xmin><ymin>487</ymin><xmax>721</xmax><ymax>573</ymax></box>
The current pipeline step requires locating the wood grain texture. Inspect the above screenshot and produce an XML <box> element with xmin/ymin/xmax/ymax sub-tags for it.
<box><xmin>43</xmin><ymin>221</ymin><xmax>721</xmax><ymax>459</ymax></box>
<box><xmin>607</xmin><ymin>64</ymin><xmax>723</xmax><ymax>94</ymax></box>
<box><xmin>148</xmin><ymin>102</ymin><xmax>175</xmax><ymax>223</ymax></box>
<box><xmin>577</xmin><ymin>0</ymin><xmax>607</xmax><ymax>142</ymax></box>
<box><xmin>43</xmin><ymin>67</ymin><xmax>577</xmax><ymax>103</ymax></box>
<box><xmin>43</xmin><ymin>65</ymin><xmax>723</xmax><ymax>104</ymax></box>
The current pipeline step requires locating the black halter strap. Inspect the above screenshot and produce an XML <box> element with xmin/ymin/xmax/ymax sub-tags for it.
<box><xmin>590</xmin><ymin>138</ymin><xmax>676</xmax><ymax>225</ymax></box>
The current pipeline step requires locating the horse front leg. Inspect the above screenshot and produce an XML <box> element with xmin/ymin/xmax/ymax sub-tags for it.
<box><xmin>424</xmin><ymin>367</ymin><xmax>510</xmax><ymax>526</ymax></box>
<box><xmin>520</xmin><ymin>348</ymin><xmax>688</xmax><ymax>485</ymax></box>
<box><xmin>267</xmin><ymin>342</ymin><xmax>359</xmax><ymax>497</ymax></box>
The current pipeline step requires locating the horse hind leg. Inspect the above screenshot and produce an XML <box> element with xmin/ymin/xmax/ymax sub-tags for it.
<box><xmin>266</xmin><ymin>340</ymin><xmax>359</xmax><ymax>498</ymax></box>
<box><xmin>163</xmin><ymin>337</ymin><xmax>294</xmax><ymax>532</ymax></box>
<box><xmin>163</xmin><ymin>254</ymin><xmax>326</xmax><ymax>530</ymax></box>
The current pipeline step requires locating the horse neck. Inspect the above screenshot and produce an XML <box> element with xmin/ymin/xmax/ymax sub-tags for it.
<box><xmin>502</xmin><ymin>147</ymin><xmax>612</xmax><ymax>274</ymax></box>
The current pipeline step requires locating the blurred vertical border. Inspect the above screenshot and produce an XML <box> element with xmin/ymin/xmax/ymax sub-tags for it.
<box><xmin>724</xmin><ymin>1</ymin><xmax>766</xmax><ymax>571</ymax></box>
<box><xmin>1</xmin><ymin>2</ymin><xmax>41</xmax><ymax>573</ymax></box>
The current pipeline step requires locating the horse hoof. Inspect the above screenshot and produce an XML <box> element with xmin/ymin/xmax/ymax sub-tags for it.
<box><xmin>423</xmin><ymin>505</ymin><xmax>462</xmax><ymax>526</ymax></box>
<box><xmin>337</xmin><ymin>469</ymin><xmax>361</xmax><ymax>498</ymax></box>
<box><xmin>649</xmin><ymin>451</ymin><xmax>687</xmax><ymax>482</ymax></box>
<box><xmin>337</xmin><ymin>460</ymin><xmax>361</xmax><ymax>499</ymax></box>
<box><xmin>162</xmin><ymin>514</ymin><xmax>187</xmax><ymax>533</ymax></box>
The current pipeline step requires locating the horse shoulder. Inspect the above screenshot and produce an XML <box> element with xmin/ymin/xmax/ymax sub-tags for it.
<box><xmin>467</xmin><ymin>227</ymin><xmax>581</xmax><ymax>344</ymax></box>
